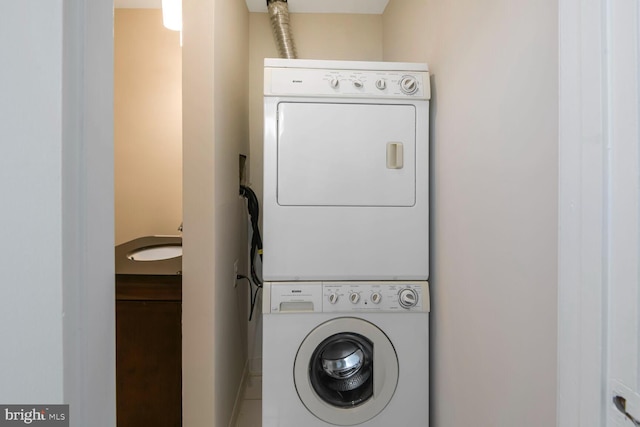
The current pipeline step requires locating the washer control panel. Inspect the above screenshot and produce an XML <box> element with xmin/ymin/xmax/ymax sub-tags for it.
<box><xmin>323</xmin><ymin>282</ymin><xmax>428</xmax><ymax>312</ymax></box>
<box><xmin>266</xmin><ymin>281</ymin><xmax>430</xmax><ymax>313</ymax></box>
<box><xmin>265</xmin><ymin>67</ymin><xmax>430</xmax><ymax>99</ymax></box>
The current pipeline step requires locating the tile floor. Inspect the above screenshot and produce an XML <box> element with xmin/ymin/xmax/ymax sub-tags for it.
<box><xmin>236</xmin><ymin>375</ymin><xmax>262</xmax><ymax>427</ymax></box>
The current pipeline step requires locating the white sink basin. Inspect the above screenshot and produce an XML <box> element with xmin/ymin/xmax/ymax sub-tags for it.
<box><xmin>127</xmin><ymin>245</ymin><xmax>182</xmax><ymax>261</ymax></box>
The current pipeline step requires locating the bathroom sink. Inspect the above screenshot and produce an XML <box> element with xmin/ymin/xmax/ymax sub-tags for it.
<box><xmin>127</xmin><ymin>245</ymin><xmax>182</xmax><ymax>261</ymax></box>
<box><xmin>116</xmin><ymin>236</ymin><xmax>182</xmax><ymax>275</ymax></box>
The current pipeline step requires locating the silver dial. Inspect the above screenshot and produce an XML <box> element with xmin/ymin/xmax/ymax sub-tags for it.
<box><xmin>330</xmin><ymin>78</ymin><xmax>340</xmax><ymax>88</ymax></box>
<box><xmin>398</xmin><ymin>288</ymin><xmax>418</xmax><ymax>308</ymax></box>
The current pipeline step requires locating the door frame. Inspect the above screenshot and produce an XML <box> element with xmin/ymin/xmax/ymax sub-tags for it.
<box><xmin>558</xmin><ymin>0</ymin><xmax>639</xmax><ymax>425</ymax></box>
<box><xmin>557</xmin><ymin>0</ymin><xmax>607</xmax><ymax>424</ymax></box>
<box><xmin>63</xmin><ymin>0</ymin><xmax>115</xmax><ymax>425</ymax></box>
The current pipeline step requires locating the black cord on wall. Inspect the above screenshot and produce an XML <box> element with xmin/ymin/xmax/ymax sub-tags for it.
<box><xmin>240</xmin><ymin>185</ymin><xmax>263</xmax><ymax>321</ymax></box>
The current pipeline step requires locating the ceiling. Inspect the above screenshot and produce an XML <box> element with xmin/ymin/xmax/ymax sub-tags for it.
<box><xmin>114</xmin><ymin>0</ymin><xmax>161</xmax><ymax>7</ymax></box>
<box><xmin>114</xmin><ymin>0</ymin><xmax>390</xmax><ymax>14</ymax></box>
<box><xmin>244</xmin><ymin>0</ymin><xmax>389</xmax><ymax>14</ymax></box>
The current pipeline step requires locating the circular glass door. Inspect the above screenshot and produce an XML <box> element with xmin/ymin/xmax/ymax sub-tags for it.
<box><xmin>309</xmin><ymin>332</ymin><xmax>374</xmax><ymax>408</ymax></box>
<box><xmin>294</xmin><ymin>318</ymin><xmax>398</xmax><ymax>426</ymax></box>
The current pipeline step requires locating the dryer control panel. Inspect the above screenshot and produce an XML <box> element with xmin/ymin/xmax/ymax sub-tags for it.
<box><xmin>265</xmin><ymin>66</ymin><xmax>430</xmax><ymax>99</ymax></box>
<box><xmin>265</xmin><ymin>281</ymin><xmax>430</xmax><ymax>314</ymax></box>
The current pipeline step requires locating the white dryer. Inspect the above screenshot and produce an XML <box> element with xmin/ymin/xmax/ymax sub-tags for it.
<box><xmin>263</xmin><ymin>59</ymin><xmax>431</xmax><ymax>281</ymax></box>
<box><xmin>262</xmin><ymin>281</ymin><xmax>430</xmax><ymax>426</ymax></box>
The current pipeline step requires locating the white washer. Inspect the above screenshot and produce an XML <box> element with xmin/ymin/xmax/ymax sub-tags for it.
<box><xmin>262</xmin><ymin>281</ymin><xmax>430</xmax><ymax>426</ymax></box>
<box><xmin>263</xmin><ymin>59</ymin><xmax>430</xmax><ymax>281</ymax></box>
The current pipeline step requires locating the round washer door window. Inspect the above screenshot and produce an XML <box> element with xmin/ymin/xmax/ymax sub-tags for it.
<box><xmin>294</xmin><ymin>318</ymin><xmax>399</xmax><ymax>426</ymax></box>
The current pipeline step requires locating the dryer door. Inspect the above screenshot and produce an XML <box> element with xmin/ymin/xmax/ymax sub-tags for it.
<box><xmin>277</xmin><ymin>102</ymin><xmax>416</xmax><ymax>207</ymax></box>
<box><xmin>294</xmin><ymin>318</ymin><xmax>399</xmax><ymax>426</ymax></box>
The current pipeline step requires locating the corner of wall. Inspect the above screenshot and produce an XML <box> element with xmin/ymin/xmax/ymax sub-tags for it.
<box><xmin>183</xmin><ymin>0</ymin><xmax>251</xmax><ymax>426</ymax></box>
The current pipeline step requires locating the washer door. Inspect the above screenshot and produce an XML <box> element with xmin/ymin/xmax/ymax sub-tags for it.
<box><xmin>294</xmin><ymin>318</ymin><xmax>399</xmax><ymax>426</ymax></box>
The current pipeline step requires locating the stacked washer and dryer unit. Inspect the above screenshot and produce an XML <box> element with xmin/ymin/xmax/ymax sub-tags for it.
<box><xmin>262</xmin><ymin>58</ymin><xmax>431</xmax><ymax>427</ymax></box>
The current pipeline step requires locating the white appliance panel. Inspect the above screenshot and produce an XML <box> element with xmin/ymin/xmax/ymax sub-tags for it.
<box><xmin>277</xmin><ymin>102</ymin><xmax>416</xmax><ymax>207</ymax></box>
<box><xmin>262</xmin><ymin>282</ymin><xmax>430</xmax><ymax>427</ymax></box>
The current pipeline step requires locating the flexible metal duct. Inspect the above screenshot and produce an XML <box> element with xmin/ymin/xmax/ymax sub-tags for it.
<box><xmin>267</xmin><ymin>0</ymin><xmax>298</xmax><ymax>59</ymax></box>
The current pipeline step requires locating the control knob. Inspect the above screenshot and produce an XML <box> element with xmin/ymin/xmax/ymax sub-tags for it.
<box><xmin>399</xmin><ymin>76</ymin><xmax>419</xmax><ymax>95</ymax></box>
<box><xmin>328</xmin><ymin>293</ymin><xmax>339</xmax><ymax>304</ymax></box>
<box><xmin>398</xmin><ymin>288</ymin><xmax>418</xmax><ymax>308</ymax></box>
<box><xmin>375</xmin><ymin>79</ymin><xmax>387</xmax><ymax>90</ymax></box>
<box><xmin>329</xmin><ymin>78</ymin><xmax>340</xmax><ymax>89</ymax></box>
<box><xmin>371</xmin><ymin>292</ymin><xmax>382</xmax><ymax>304</ymax></box>
<box><xmin>353</xmin><ymin>80</ymin><xmax>364</xmax><ymax>89</ymax></box>
<box><xmin>349</xmin><ymin>292</ymin><xmax>361</xmax><ymax>304</ymax></box>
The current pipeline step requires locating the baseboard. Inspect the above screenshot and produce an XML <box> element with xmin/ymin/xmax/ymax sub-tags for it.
<box><xmin>228</xmin><ymin>360</ymin><xmax>250</xmax><ymax>427</ymax></box>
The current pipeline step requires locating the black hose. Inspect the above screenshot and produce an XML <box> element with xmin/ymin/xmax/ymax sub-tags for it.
<box><xmin>239</xmin><ymin>185</ymin><xmax>263</xmax><ymax>321</ymax></box>
<box><xmin>239</xmin><ymin>185</ymin><xmax>263</xmax><ymax>286</ymax></box>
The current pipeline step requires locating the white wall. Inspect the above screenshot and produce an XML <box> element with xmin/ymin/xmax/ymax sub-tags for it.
<box><xmin>114</xmin><ymin>9</ymin><xmax>182</xmax><ymax>245</ymax></box>
<box><xmin>0</xmin><ymin>1</ymin><xmax>65</xmax><ymax>402</ymax></box>
<box><xmin>182</xmin><ymin>0</ymin><xmax>250</xmax><ymax>425</ymax></box>
<box><xmin>0</xmin><ymin>1</ymin><xmax>115</xmax><ymax>425</ymax></box>
<box><xmin>383</xmin><ymin>0</ymin><xmax>558</xmax><ymax>425</ymax></box>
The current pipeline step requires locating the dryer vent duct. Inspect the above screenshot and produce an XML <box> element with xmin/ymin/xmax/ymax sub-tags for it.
<box><xmin>267</xmin><ymin>0</ymin><xmax>298</xmax><ymax>59</ymax></box>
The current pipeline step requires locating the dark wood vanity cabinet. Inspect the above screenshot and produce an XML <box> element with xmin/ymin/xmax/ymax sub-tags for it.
<box><xmin>116</xmin><ymin>275</ymin><xmax>182</xmax><ymax>427</ymax></box>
